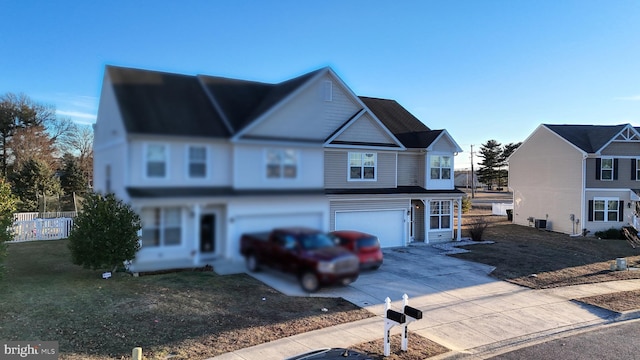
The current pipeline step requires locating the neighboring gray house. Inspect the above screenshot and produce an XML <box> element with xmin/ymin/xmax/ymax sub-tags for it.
<box><xmin>93</xmin><ymin>65</ymin><xmax>464</xmax><ymax>271</ymax></box>
<box><xmin>509</xmin><ymin>123</ymin><xmax>640</xmax><ymax>235</ymax></box>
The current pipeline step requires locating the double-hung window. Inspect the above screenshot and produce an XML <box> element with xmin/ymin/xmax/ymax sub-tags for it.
<box><xmin>146</xmin><ymin>144</ymin><xmax>167</xmax><ymax>178</ymax></box>
<box><xmin>600</xmin><ymin>158</ymin><xmax>614</xmax><ymax>180</ymax></box>
<box><xmin>593</xmin><ymin>198</ymin><xmax>620</xmax><ymax>222</ymax></box>
<box><xmin>140</xmin><ymin>207</ymin><xmax>182</xmax><ymax>247</ymax></box>
<box><xmin>430</xmin><ymin>155</ymin><xmax>452</xmax><ymax>180</ymax></box>
<box><xmin>266</xmin><ymin>149</ymin><xmax>297</xmax><ymax>179</ymax></box>
<box><xmin>349</xmin><ymin>152</ymin><xmax>376</xmax><ymax>180</ymax></box>
<box><xmin>188</xmin><ymin>146</ymin><xmax>207</xmax><ymax>178</ymax></box>
<box><xmin>430</xmin><ymin>200</ymin><xmax>451</xmax><ymax>229</ymax></box>
<box><xmin>634</xmin><ymin>159</ymin><xmax>640</xmax><ymax>180</ymax></box>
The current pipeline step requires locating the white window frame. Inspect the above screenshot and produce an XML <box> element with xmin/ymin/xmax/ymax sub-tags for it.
<box><xmin>140</xmin><ymin>207</ymin><xmax>182</xmax><ymax>247</ymax></box>
<box><xmin>145</xmin><ymin>143</ymin><xmax>168</xmax><ymax>179</ymax></box>
<box><xmin>348</xmin><ymin>152</ymin><xmax>377</xmax><ymax>181</ymax></box>
<box><xmin>265</xmin><ymin>148</ymin><xmax>298</xmax><ymax>179</ymax></box>
<box><xmin>600</xmin><ymin>157</ymin><xmax>614</xmax><ymax>181</ymax></box>
<box><xmin>187</xmin><ymin>145</ymin><xmax>207</xmax><ymax>179</ymax></box>
<box><xmin>429</xmin><ymin>155</ymin><xmax>453</xmax><ymax>180</ymax></box>
<box><xmin>635</xmin><ymin>158</ymin><xmax>640</xmax><ymax>181</ymax></box>
<box><xmin>593</xmin><ymin>197</ymin><xmax>619</xmax><ymax>222</ymax></box>
<box><xmin>429</xmin><ymin>200</ymin><xmax>452</xmax><ymax>230</ymax></box>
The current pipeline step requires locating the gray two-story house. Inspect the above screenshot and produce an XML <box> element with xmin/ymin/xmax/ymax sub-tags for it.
<box><xmin>93</xmin><ymin>65</ymin><xmax>464</xmax><ymax>271</ymax></box>
<box><xmin>509</xmin><ymin>124</ymin><xmax>640</xmax><ymax>235</ymax></box>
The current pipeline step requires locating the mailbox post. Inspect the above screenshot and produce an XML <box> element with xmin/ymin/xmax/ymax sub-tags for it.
<box><xmin>401</xmin><ymin>293</ymin><xmax>423</xmax><ymax>351</ymax></box>
<box><xmin>383</xmin><ymin>297</ymin><xmax>406</xmax><ymax>356</ymax></box>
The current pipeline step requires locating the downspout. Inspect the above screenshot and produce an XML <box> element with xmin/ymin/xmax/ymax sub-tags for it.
<box><xmin>580</xmin><ymin>153</ymin><xmax>588</xmax><ymax>236</ymax></box>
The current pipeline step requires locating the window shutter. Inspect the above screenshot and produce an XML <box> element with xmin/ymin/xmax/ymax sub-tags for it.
<box><xmin>595</xmin><ymin>158</ymin><xmax>601</xmax><ymax>180</ymax></box>
<box><xmin>588</xmin><ymin>200</ymin><xmax>593</xmax><ymax>221</ymax></box>
<box><xmin>619</xmin><ymin>201</ymin><xmax>624</xmax><ymax>221</ymax></box>
<box><xmin>632</xmin><ymin>159</ymin><xmax>637</xmax><ymax>180</ymax></box>
<box><xmin>613</xmin><ymin>159</ymin><xmax>619</xmax><ymax>180</ymax></box>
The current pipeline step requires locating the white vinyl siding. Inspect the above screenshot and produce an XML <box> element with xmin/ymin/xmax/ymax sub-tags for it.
<box><xmin>325</xmin><ymin>151</ymin><xmax>396</xmax><ymax>188</ymax></box>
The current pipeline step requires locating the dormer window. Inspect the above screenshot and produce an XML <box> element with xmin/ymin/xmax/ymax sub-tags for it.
<box><xmin>349</xmin><ymin>152</ymin><xmax>376</xmax><ymax>181</ymax></box>
<box><xmin>430</xmin><ymin>155</ymin><xmax>452</xmax><ymax>180</ymax></box>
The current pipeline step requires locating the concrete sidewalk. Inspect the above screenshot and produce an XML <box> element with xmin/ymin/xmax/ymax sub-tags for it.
<box><xmin>208</xmin><ymin>244</ymin><xmax>640</xmax><ymax>360</ymax></box>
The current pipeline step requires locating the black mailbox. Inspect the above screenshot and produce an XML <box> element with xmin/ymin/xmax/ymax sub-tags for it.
<box><xmin>404</xmin><ymin>305</ymin><xmax>423</xmax><ymax>320</ymax></box>
<box><xmin>386</xmin><ymin>309</ymin><xmax>406</xmax><ymax>324</ymax></box>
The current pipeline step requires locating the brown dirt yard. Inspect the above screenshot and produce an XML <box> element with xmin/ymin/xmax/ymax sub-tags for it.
<box><xmin>454</xmin><ymin>207</ymin><xmax>640</xmax><ymax>312</ymax></box>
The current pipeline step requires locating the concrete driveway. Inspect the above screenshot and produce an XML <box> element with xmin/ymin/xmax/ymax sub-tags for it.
<box><xmin>215</xmin><ymin>242</ymin><xmax>624</xmax><ymax>359</ymax></box>
<box><xmin>246</xmin><ymin>242</ymin><xmax>498</xmax><ymax>311</ymax></box>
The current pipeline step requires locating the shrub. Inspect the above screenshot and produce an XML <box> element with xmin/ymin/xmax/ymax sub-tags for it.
<box><xmin>0</xmin><ymin>179</ymin><xmax>17</xmax><ymax>279</ymax></box>
<box><xmin>68</xmin><ymin>192</ymin><xmax>141</xmax><ymax>272</ymax></box>
<box><xmin>461</xmin><ymin>196</ymin><xmax>472</xmax><ymax>214</ymax></box>
<box><xmin>594</xmin><ymin>227</ymin><xmax>624</xmax><ymax>240</ymax></box>
<box><xmin>468</xmin><ymin>217</ymin><xmax>489</xmax><ymax>241</ymax></box>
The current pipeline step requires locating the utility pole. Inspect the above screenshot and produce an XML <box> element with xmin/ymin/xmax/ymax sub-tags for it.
<box><xmin>470</xmin><ymin>145</ymin><xmax>475</xmax><ymax>199</ymax></box>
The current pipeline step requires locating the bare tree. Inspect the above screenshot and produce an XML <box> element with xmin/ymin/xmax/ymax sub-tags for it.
<box><xmin>7</xmin><ymin>124</ymin><xmax>57</xmax><ymax>172</ymax></box>
<box><xmin>0</xmin><ymin>93</ymin><xmax>56</xmax><ymax>176</ymax></box>
<box><xmin>58</xmin><ymin>123</ymin><xmax>93</xmax><ymax>186</ymax></box>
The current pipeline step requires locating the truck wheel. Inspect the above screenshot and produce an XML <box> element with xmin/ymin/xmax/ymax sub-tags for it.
<box><xmin>246</xmin><ymin>254</ymin><xmax>260</xmax><ymax>272</ymax></box>
<box><xmin>342</xmin><ymin>275</ymin><xmax>358</xmax><ymax>286</ymax></box>
<box><xmin>299</xmin><ymin>272</ymin><xmax>320</xmax><ymax>292</ymax></box>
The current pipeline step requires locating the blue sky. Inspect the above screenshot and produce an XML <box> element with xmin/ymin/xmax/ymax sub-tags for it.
<box><xmin>2</xmin><ymin>0</ymin><xmax>640</xmax><ymax>169</ymax></box>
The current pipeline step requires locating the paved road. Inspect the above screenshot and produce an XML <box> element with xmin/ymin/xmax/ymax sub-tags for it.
<box><xmin>489</xmin><ymin>319</ymin><xmax>640</xmax><ymax>360</ymax></box>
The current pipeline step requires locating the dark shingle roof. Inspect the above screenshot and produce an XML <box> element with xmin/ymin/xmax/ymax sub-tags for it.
<box><xmin>199</xmin><ymin>68</ymin><xmax>323</xmax><ymax>133</ymax></box>
<box><xmin>108</xmin><ymin>66</ymin><xmax>230</xmax><ymax>137</ymax></box>
<box><xmin>106</xmin><ymin>66</ymin><xmax>441</xmax><ymax>146</ymax></box>
<box><xmin>107</xmin><ymin>66</ymin><xmax>323</xmax><ymax>138</ymax></box>
<box><xmin>544</xmin><ymin>124</ymin><xmax>628</xmax><ymax>153</ymax></box>
<box><xmin>359</xmin><ymin>96</ymin><xmax>443</xmax><ymax>148</ymax></box>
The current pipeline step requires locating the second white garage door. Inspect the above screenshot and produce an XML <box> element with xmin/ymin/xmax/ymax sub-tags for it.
<box><xmin>335</xmin><ymin>210</ymin><xmax>405</xmax><ymax>248</ymax></box>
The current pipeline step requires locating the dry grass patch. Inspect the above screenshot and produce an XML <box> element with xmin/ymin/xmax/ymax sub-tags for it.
<box><xmin>351</xmin><ymin>333</ymin><xmax>449</xmax><ymax>360</ymax></box>
<box><xmin>1</xmin><ymin>240</ymin><xmax>373</xmax><ymax>360</ymax></box>
<box><xmin>578</xmin><ymin>289</ymin><xmax>640</xmax><ymax>312</ymax></box>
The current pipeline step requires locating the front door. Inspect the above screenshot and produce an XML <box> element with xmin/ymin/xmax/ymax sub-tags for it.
<box><xmin>200</xmin><ymin>214</ymin><xmax>215</xmax><ymax>253</ymax></box>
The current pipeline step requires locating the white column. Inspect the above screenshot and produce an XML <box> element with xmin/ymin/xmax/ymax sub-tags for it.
<box><xmin>456</xmin><ymin>198</ymin><xmax>462</xmax><ymax>241</ymax></box>
<box><xmin>193</xmin><ymin>204</ymin><xmax>201</xmax><ymax>265</ymax></box>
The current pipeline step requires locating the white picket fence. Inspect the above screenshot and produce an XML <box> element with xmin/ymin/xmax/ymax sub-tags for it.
<box><xmin>9</xmin><ymin>212</ymin><xmax>76</xmax><ymax>242</ymax></box>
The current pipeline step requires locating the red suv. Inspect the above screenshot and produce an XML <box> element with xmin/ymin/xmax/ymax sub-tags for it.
<box><xmin>329</xmin><ymin>230</ymin><xmax>383</xmax><ymax>270</ymax></box>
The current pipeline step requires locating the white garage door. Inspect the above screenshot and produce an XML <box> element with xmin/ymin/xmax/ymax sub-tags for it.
<box><xmin>335</xmin><ymin>210</ymin><xmax>405</xmax><ymax>248</ymax></box>
<box><xmin>232</xmin><ymin>212</ymin><xmax>323</xmax><ymax>259</ymax></box>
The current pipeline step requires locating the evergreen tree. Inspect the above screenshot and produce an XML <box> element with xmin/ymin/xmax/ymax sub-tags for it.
<box><xmin>0</xmin><ymin>178</ymin><xmax>17</xmax><ymax>279</ymax></box>
<box><xmin>68</xmin><ymin>192</ymin><xmax>141</xmax><ymax>272</ymax></box>
<box><xmin>476</xmin><ymin>140</ymin><xmax>503</xmax><ymax>188</ymax></box>
<box><xmin>60</xmin><ymin>154</ymin><xmax>88</xmax><ymax>195</ymax></box>
<box><xmin>9</xmin><ymin>158</ymin><xmax>62</xmax><ymax>212</ymax></box>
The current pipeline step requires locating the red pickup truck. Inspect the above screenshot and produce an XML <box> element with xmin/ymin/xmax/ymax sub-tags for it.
<box><xmin>240</xmin><ymin>227</ymin><xmax>360</xmax><ymax>292</ymax></box>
